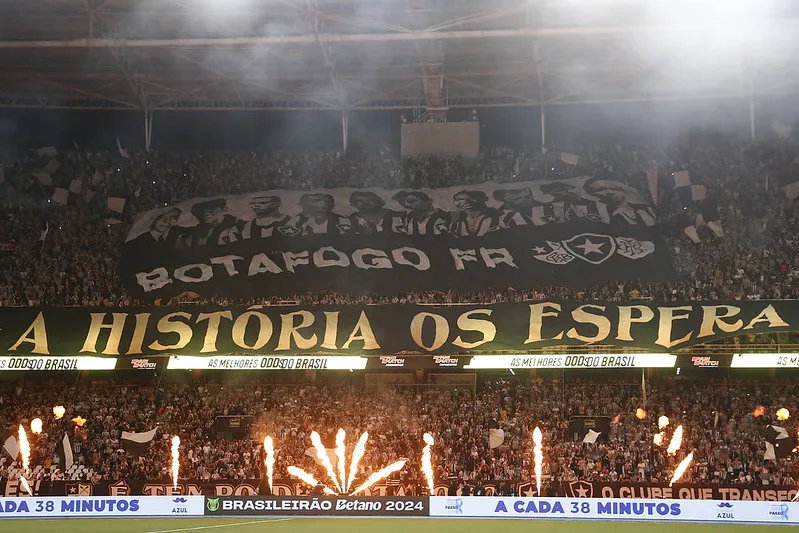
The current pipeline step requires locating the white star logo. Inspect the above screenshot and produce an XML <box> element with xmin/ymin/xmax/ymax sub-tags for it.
<box><xmin>575</xmin><ymin>238</ymin><xmax>605</xmax><ymax>255</ymax></box>
<box><xmin>533</xmin><ymin>246</ymin><xmax>549</xmax><ymax>254</ymax></box>
<box><xmin>561</xmin><ymin>233</ymin><xmax>617</xmax><ymax>264</ymax></box>
<box><xmin>575</xmin><ymin>485</ymin><xmax>590</xmax><ymax>498</ymax></box>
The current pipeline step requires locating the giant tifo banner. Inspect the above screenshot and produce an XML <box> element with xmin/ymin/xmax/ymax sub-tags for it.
<box><xmin>7</xmin><ymin>479</ymin><xmax>797</xmax><ymax>502</ymax></box>
<box><xmin>120</xmin><ymin>178</ymin><xmax>673</xmax><ymax>298</ymax></box>
<box><xmin>0</xmin><ymin>301</ymin><xmax>794</xmax><ymax>356</ymax></box>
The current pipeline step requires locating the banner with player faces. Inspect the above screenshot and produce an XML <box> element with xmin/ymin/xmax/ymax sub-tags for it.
<box><xmin>121</xmin><ymin>178</ymin><xmax>672</xmax><ymax>298</ymax></box>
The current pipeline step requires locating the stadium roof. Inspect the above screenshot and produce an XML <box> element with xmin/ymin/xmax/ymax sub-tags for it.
<box><xmin>1</xmin><ymin>0</ymin><xmax>799</xmax><ymax>114</ymax></box>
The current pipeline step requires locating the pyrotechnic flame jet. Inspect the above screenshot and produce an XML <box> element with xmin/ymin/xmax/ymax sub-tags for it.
<box><xmin>350</xmin><ymin>460</ymin><xmax>407</xmax><ymax>496</ymax></box>
<box><xmin>18</xmin><ymin>425</ymin><xmax>32</xmax><ymax>495</ymax></box>
<box><xmin>311</xmin><ymin>431</ymin><xmax>343</xmax><ymax>493</ymax></box>
<box><xmin>264</xmin><ymin>436</ymin><xmax>275</xmax><ymax>494</ymax></box>
<box><xmin>532</xmin><ymin>427</ymin><xmax>543</xmax><ymax>496</ymax></box>
<box><xmin>287</xmin><ymin>466</ymin><xmax>336</xmax><ymax>495</ymax></box>
<box><xmin>346</xmin><ymin>432</ymin><xmax>369</xmax><ymax>492</ymax></box>
<box><xmin>667</xmin><ymin>425</ymin><xmax>683</xmax><ymax>456</ymax></box>
<box><xmin>421</xmin><ymin>433</ymin><xmax>435</xmax><ymax>494</ymax></box>
<box><xmin>335</xmin><ymin>429</ymin><xmax>347</xmax><ymax>491</ymax></box>
<box><xmin>670</xmin><ymin>452</ymin><xmax>694</xmax><ymax>486</ymax></box>
<box><xmin>171</xmin><ymin>436</ymin><xmax>180</xmax><ymax>490</ymax></box>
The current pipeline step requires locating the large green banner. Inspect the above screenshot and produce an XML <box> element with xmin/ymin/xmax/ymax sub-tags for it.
<box><xmin>0</xmin><ymin>301</ymin><xmax>794</xmax><ymax>357</ymax></box>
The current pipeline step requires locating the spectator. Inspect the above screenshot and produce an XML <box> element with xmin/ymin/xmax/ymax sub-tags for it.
<box><xmin>1</xmin><ymin>377</ymin><xmax>796</xmax><ymax>490</ymax></box>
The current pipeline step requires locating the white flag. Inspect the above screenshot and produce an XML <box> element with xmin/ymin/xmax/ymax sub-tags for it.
<box><xmin>117</xmin><ymin>138</ymin><xmax>130</xmax><ymax>159</ymax></box>
<box><xmin>39</xmin><ymin>222</ymin><xmax>50</xmax><ymax>243</ymax></box>
<box><xmin>489</xmin><ymin>428</ymin><xmax>505</xmax><ymax>449</ymax></box>
<box><xmin>35</xmin><ymin>172</ymin><xmax>53</xmax><ymax>187</ymax></box>
<box><xmin>62</xmin><ymin>433</ymin><xmax>74</xmax><ymax>470</ymax></box>
<box><xmin>121</xmin><ymin>428</ymin><xmax>157</xmax><ymax>456</ymax></box>
<box><xmin>52</xmin><ymin>188</ymin><xmax>69</xmax><ymax>205</ymax></box>
<box><xmin>35</xmin><ymin>146</ymin><xmax>58</xmax><ymax>158</ymax></box>
<box><xmin>707</xmin><ymin>220</ymin><xmax>724</xmax><ymax>238</ymax></box>
<box><xmin>772</xmin><ymin>120</ymin><xmax>793</xmax><ymax>140</ymax></box>
<box><xmin>107</xmin><ymin>197</ymin><xmax>126</xmax><ymax>214</ymax></box>
<box><xmin>691</xmin><ymin>185</ymin><xmax>707</xmax><ymax>201</ymax></box>
<box><xmin>560</xmin><ymin>152</ymin><xmax>579</xmax><ymax>165</ymax></box>
<box><xmin>583</xmin><ymin>430</ymin><xmax>601</xmax><ymax>444</ymax></box>
<box><xmin>673</xmin><ymin>171</ymin><xmax>691</xmax><ymax>188</ymax></box>
<box><xmin>683</xmin><ymin>225</ymin><xmax>700</xmax><ymax>243</ymax></box>
<box><xmin>770</xmin><ymin>425</ymin><xmax>790</xmax><ymax>439</ymax></box>
<box><xmin>2</xmin><ymin>434</ymin><xmax>18</xmax><ymax>460</ymax></box>
<box><xmin>43</xmin><ymin>159</ymin><xmax>60</xmax><ymax>175</ymax></box>
<box><xmin>121</xmin><ymin>428</ymin><xmax>158</xmax><ymax>443</ymax></box>
<box><xmin>764</xmin><ymin>441</ymin><xmax>776</xmax><ymax>461</ymax></box>
<box><xmin>645</xmin><ymin>167</ymin><xmax>658</xmax><ymax>205</ymax></box>
<box><xmin>641</xmin><ymin>368</ymin><xmax>646</xmax><ymax>407</ymax></box>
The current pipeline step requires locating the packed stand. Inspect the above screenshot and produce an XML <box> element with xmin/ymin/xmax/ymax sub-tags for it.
<box><xmin>0</xmin><ymin>133</ymin><xmax>798</xmax><ymax>308</ymax></box>
<box><xmin>2</xmin><ymin>377</ymin><xmax>797</xmax><ymax>492</ymax></box>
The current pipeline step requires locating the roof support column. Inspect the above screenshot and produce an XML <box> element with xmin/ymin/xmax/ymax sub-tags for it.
<box><xmin>341</xmin><ymin>109</ymin><xmax>349</xmax><ymax>152</ymax></box>
<box><xmin>306</xmin><ymin>0</ymin><xmax>347</xmax><ymax>116</ymax></box>
<box><xmin>144</xmin><ymin>108</ymin><xmax>154</xmax><ymax>152</ymax></box>
<box><xmin>534</xmin><ymin>40</ymin><xmax>546</xmax><ymax>152</ymax></box>
<box><xmin>405</xmin><ymin>0</ymin><xmax>447</xmax><ymax>122</ymax></box>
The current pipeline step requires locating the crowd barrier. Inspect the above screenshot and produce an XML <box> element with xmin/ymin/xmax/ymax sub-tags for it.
<box><xmin>0</xmin><ymin>495</ymin><xmax>797</xmax><ymax>523</ymax></box>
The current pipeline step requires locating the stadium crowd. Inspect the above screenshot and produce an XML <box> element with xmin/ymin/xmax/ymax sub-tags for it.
<box><xmin>0</xmin><ymin>133</ymin><xmax>797</xmax><ymax>307</ymax></box>
<box><xmin>0</xmin><ymin>133</ymin><xmax>798</xmax><ymax>492</ymax></box>
<box><xmin>2</xmin><ymin>377</ymin><xmax>797</xmax><ymax>493</ymax></box>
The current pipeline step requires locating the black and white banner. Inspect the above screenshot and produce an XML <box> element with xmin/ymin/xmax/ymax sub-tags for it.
<box><xmin>10</xmin><ymin>479</ymin><xmax>797</xmax><ymax>503</ymax></box>
<box><xmin>0</xmin><ymin>301</ymin><xmax>793</xmax><ymax>356</ymax></box>
<box><xmin>121</xmin><ymin>178</ymin><xmax>672</xmax><ymax>298</ymax></box>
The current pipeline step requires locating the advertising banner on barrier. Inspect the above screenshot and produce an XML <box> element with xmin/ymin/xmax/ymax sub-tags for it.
<box><xmin>167</xmin><ymin>355</ymin><xmax>368</xmax><ymax>370</ymax></box>
<box><xmin>203</xmin><ymin>496</ymin><xmax>428</xmax><ymax>517</ymax></box>
<box><xmin>0</xmin><ymin>356</ymin><xmax>117</xmax><ymax>371</ymax></box>
<box><xmin>731</xmin><ymin>353</ymin><xmax>799</xmax><ymax>368</ymax></box>
<box><xmin>0</xmin><ymin>496</ymin><xmax>204</xmax><ymax>518</ymax></box>
<box><xmin>429</xmin><ymin>497</ymin><xmax>799</xmax><ymax>523</ymax></box>
<box><xmin>465</xmin><ymin>354</ymin><xmax>677</xmax><ymax>369</ymax></box>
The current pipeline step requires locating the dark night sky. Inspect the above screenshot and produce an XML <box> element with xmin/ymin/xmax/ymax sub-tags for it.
<box><xmin>1</xmin><ymin>95</ymin><xmax>798</xmax><ymax>156</ymax></box>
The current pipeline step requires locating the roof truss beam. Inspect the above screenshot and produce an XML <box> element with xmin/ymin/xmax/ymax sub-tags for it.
<box><xmin>4</xmin><ymin>22</ymin><xmax>798</xmax><ymax>49</ymax></box>
<box><xmin>405</xmin><ymin>0</ymin><xmax>446</xmax><ymax>121</ymax></box>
